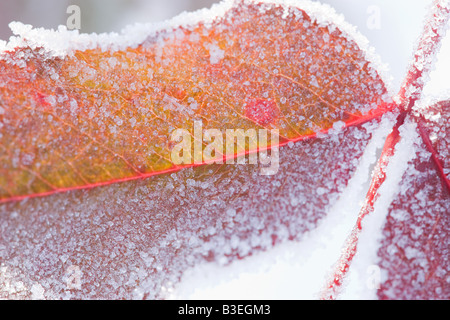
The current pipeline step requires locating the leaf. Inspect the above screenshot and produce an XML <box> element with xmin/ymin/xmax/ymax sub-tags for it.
<box><xmin>378</xmin><ymin>100</ymin><xmax>449</xmax><ymax>299</ymax></box>
<box><xmin>415</xmin><ymin>100</ymin><xmax>450</xmax><ymax>189</ymax></box>
<box><xmin>0</xmin><ymin>1</ymin><xmax>391</xmax><ymax>202</ymax></box>
<box><xmin>0</xmin><ymin>116</ymin><xmax>389</xmax><ymax>299</ymax></box>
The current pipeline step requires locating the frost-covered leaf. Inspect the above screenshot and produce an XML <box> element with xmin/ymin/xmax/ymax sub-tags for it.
<box><xmin>414</xmin><ymin>99</ymin><xmax>450</xmax><ymax>185</ymax></box>
<box><xmin>378</xmin><ymin>100</ymin><xmax>449</xmax><ymax>299</ymax></box>
<box><xmin>0</xmin><ymin>0</ymin><xmax>391</xmax><ymax>202</ymax></box>
<box><xmin>0</xmin><ymin>116</ymin><xmax>391</xmax><ymax>299</ymax></box>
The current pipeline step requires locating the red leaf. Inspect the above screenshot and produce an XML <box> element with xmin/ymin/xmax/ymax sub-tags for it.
<box><xmin>0</xmin><ymin>1</ymin><xmax>391</xmax><ymax>203</ymax></box>
<box><xmin>378</xmin><ymin>100</ymin><xmax>449</xmax><ymax>299</ymax></box>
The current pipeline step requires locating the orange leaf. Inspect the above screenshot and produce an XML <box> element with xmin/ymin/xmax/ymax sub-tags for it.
<box><xmin>0</xmin><ymin>1</ymin><xmax>391</xmax><ymax>202</ymax></box>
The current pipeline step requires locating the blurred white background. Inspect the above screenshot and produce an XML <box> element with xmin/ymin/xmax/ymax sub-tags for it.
<box><xmin>0</xmin><ymin>0</ymin><xmax>220</xmax><ymax>39</ymax></box>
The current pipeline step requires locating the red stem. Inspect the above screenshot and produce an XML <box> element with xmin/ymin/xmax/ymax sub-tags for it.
<box><xmin>321</xmin><ymin>0</ymin><xmax>450</xmax><ymax>300</ymax></box>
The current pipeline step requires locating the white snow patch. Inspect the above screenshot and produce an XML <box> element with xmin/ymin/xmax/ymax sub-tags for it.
<box><xmin>30</xmin><ymin>283</ymin><xmax>45</xmax><ymax>300</ymax></box>
<box><xmin>206</xmin><ymin>42</ymin><xmax>225</xmax><ymax>64</ymax></box>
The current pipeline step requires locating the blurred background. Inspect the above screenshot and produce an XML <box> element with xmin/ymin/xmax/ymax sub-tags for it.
<box><xmin>0</xmin><ymin>0</ymin><xmax>221</xmax><ymax>39</ymax></box>
<box><xmin>0</xmin><ymin>0</ymin><xmax>447</xmax><ymax>93</ymax></box>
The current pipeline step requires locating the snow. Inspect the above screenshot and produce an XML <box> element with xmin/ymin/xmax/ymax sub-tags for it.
<box><xmin>206</xmin><ymin>42</ymin><xmax>225</xmax><ymax>64</ymax></box>
<box><xmin>30</xmin><ymin>283</ymin><xmax>45</xmax><ymax>300</ymax></box>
